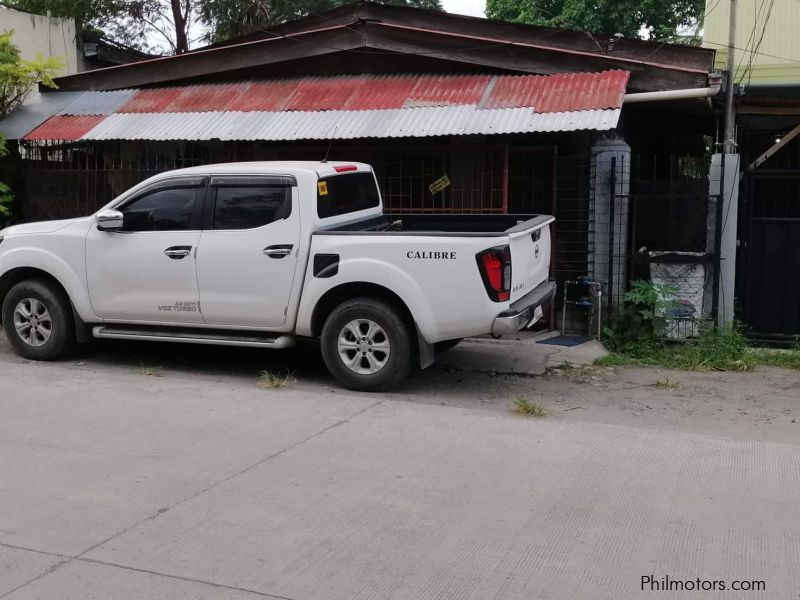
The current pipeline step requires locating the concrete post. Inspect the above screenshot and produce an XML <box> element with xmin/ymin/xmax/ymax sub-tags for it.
<box><xmin>708</xmin><ymin>153</ymin><xmax>740</xmax><ymax>326</ymax></box>
<box><xmin>588</xmin><ymin>136</ymin><xmax>631</xmax><ymax>308</ymax></box>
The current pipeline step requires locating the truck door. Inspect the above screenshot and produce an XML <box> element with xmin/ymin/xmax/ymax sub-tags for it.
<box><xmin>195</xmin><ymin>176</ymin><xmax>300</xmax><ymax>328</ymax></box>
<box><xmin>85</xmin><ymin>177</ymin><xmax>206</xmax><ymax>323</ymax></box>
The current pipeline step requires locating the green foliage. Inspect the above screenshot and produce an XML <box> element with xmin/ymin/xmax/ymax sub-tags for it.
<box><xmin>11</xmin><ymin>0</ymin><xmax>443</xmax><ymax>51</ymax></box>
<box><xmin>485</xmin><ymin>0</ymin><xmax>703</xmax><ymax>40</ymax></box>
<box><xmin>750</xmin><ymin>344</ymin><xmax>800</xmax><ymax>370</ymax></box>
<box><xmin>200</xmin><ymin>0</ymin><xmax>442</xmax><ymax>44</ymax></box>
<box><xmin>0</xmin><ymin>137</ymin><xmax>11</xmax><ymax>223</ymax></box>
<box><xmin>599</xmin><ymin>326</ymin><xmax>759</xmax><ymax>372</ymax></box>
<box><xmin>0</xmin><ymin>30</ymin><xmax>64</xmax><ymax>119</ymax></box>
<box><xmin>512</xmin><ymin>397</ymin><xmax>550</xmax><ymax>417</ymax></box>
<box><xmin>5</xmin><ymin>0</ymin><xmax>125</xmax><ymax>37</ymax></box>
<box><xmin>256</xmin><ymin>369</ymin><xmax>295</xmax><ymax>388</ymax></box>
<box><xmin>602</xmin><ymin>279</ymin><xmax>680</xmax><ymax>351</ymax></box>
<box><xmin>8</xmin><ymin>0</ymin><xmax>192</xmax><ymax>53</ymax></box>
<box><xmin>0</xmin><ymin>29</ymin><xmax>62</xmax><ymax>224</ymax></box>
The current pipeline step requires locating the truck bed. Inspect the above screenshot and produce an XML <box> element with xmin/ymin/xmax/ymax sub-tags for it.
<box><xmin>318</xmin><ymin>214</ymin><xmax>551</xmax><ymax>236</ymax></box>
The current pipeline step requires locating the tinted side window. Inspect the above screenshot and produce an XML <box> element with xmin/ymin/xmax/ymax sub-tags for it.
<box><xmin>122</xmin><ymin>186</ymin><xmax>198</xmax><ymax>232</ymax></box>
<box><xmin>317</xmin><ymin>172</ymin><xmax>380</xmax><ymax>219</ymax></box>
<box><xmin>213</xmin><ymin>185</ymin><xmax>291</xmax><ymax>230</ymax></box>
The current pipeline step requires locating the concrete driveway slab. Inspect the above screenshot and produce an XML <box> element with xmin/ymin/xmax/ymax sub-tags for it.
<box><xmin>0</xmin><ymin>546</ymin><xmax>65</xmax><ymax>597</ymax></box>
<box><xmin>2</xmin><ymin>336</ymin><xmax>799</xmax><ymax>599</ymax></box>
<box><xmin>4</xmin><ymin>560</ymin><xmax>268</xmax><ymax>600</ymax></box>
<box><xmin>0</xmin><ymin>359</ymin><xmax>373</xmax><ymax>556</ymax></box>
<box><xmin>84</xmin><ymin>401</ymin><xmax>800</xmax><ymax>600</ymax></box>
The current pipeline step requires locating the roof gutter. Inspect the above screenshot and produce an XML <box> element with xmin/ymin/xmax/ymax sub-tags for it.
<box><xmin>623</xmin><ymin>83</ymin><xmax>721</xmax><ymax>104</ymax></box>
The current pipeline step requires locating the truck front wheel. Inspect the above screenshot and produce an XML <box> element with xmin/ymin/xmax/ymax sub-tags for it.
<box><xmin>2</xmin><ymin>279</ymin><xmax>76</xmax><ymax>361</ymax></box>
<box><xmin>320</xmin><ymin>297</ymin><xmax>413</xmax><ymax>391</ymax></box>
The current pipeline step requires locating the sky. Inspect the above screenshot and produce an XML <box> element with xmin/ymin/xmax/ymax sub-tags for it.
<box><xmin>441</xmin><ymin>0</ymin><xmax>486</xmax><ymax>18</ymax></box>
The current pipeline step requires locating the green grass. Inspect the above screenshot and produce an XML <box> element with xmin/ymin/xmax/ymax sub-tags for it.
<box><xmin>137</xmin><ymin>365</ymin><xmax>163</xmax><ymax>377</ymax></box>
<box><xmin>598</xmin><ymin>327</ymin><xmax>800</xmax><ymax>372</ymax></box>
<box><xmin>512</xmin><ymin>397</ymin><xmax>551</xmax><ymax>417</ymax></box>
<box><xmin>257</xmin><ymin>370</ymin><xmax>295</xmax><ymax>389</ymax></box>
<box><xmin>653</xmin><ymin>377</ymin><xmax>680</xmax><ymax>390</ymax></box>
<box><xmin>595</xmin><ymin>353</ymin><xmax>643</xmax><ymax>367</ymax></box>
<box><xmin>750</xmin><ymin>348</ymin><xmax>800</xmax><ymax>370</ymax></box>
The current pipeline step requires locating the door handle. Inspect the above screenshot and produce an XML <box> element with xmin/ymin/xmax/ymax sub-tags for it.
<box><xmin>164</xmin><ymin>245</ymin><xmax>192</xmax><ymax>259</ymax></box>
<box><xmin>263</xmin><ymin>244</ymin><xmax>293</xmax><ymax>259</ymax></box>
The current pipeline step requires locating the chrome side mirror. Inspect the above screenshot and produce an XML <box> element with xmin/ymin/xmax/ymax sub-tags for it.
<box><xmin>96</xmin><ymin>209</ymin><xmax>123</xmax><ymax>231</ymax></box>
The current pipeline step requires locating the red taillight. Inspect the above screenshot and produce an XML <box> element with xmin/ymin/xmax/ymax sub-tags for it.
<box><xmin>477</xmin><ymin>245</ymin><xmax>511</xmax><ymax>302</ymax></box>
<box><xmin>333</xmin><ymin>165</ymin><xmax>358</xmax><ymax>173</ymax></box>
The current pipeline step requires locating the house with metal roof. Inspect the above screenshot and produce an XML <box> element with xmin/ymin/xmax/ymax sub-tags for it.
<box><xmin>0</xmin><ymin>1</ymin><xmax>722</xmax><ymax>332</ymax></box>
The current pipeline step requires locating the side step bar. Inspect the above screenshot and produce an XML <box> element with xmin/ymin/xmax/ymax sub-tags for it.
<box><xmin>92</xmin><ymin>326</ymin><xmax>296</xmax><ymax>349</ymax></box>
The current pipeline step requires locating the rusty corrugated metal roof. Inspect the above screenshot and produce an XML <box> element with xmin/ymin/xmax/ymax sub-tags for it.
<box><xmin>110</xmin><ymin>72</ymin><xmax>627</xmax><ymax>114</ymax></box>
<box><xmin>22</xmin><ymin>71</ymin><xmax>630</xmax><ymax>141</ymax></box>
<box><xmin>23</xmin><ymin>115</ymin><xmax>105</xmax><ymax>141</ymax></box>
<box><xmin>483</xmin><ymin>71</ymin><xmax>629</xmax><ymax>112</ymax></box>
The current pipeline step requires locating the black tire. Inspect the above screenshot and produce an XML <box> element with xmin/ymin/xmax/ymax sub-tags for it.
<box><xmin>434</xmin><ymin>338</ymin><xmax>463</xmax><ymax>354</ymax></box>
<box><xmin>1</xmin><ymin>279</ymin><xmax>76</xmax><ymax>361</ymax></box>
<box><xmin>320</xmin><ymin>297</ymin><xmax>413</xmax><ymax>391</ymax></box>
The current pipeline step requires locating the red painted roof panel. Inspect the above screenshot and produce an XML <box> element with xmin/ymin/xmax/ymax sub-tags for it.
<box><xmin>484</xmin><ymin>70</ymin><xmax>629</xmax><ymax>112</ymax></box>
<box><xmin>406</xmin><ymin>74</ymin><xmax>490</xmax><ymax>107</ymax></box>
<box><xmin>22</xmin><ymin>115</ymin><xmax>105</xmax><ymax>141</ymax></box>
<box><xmin>27</xmin><ymin>71</ymin><xmax>630</xmax><ymax>140</ymax></box>
<box><xmin>117</xmin><ymin>88</ymin><xmax>184</xmax><ymax>113</ymax></box>
<box><xmin>229</xmin><ymin>80</ymin><xmax>302</xmax><ymax>111</ymax></box>
<box><xmin>103</xmin><ymin>71</ymin><xmax>627</xmax><ymax>116</ymax></box>
<box><xmin>346</xmin><ymin>75</ymin><xmax>420</xmax><ymax>109</ymax></box>
<box><xmin>165</xmin><ymin>82</ymin><xmax>250</xmax><ymax>112</ymax></box>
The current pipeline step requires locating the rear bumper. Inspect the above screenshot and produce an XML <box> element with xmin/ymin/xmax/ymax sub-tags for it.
<box><xmin>492</xmin><ymin>280</ymin><xmax>556</xmax><ymax>335</ymax></box>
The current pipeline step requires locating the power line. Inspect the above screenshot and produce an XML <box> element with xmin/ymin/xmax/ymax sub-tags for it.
<box><xmin>733</xmin><ymin>0</ymin><xmax>765</xmax><ymax>81</ymax></box>
<box><xmin>742</xmin><ymin>0</ymin><xmax>776</xmax><ymax>82</ymax></box>
<box><xmin>703</xmin><ymin>39</ymin><xmax>800</xmax><ymax>64</ymax></box>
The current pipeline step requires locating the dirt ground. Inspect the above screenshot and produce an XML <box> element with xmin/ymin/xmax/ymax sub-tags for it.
<box><xmin>410</xmin><ymin>361</ymin><xmax>800</xmax><ymax>444</ymax></box>
<box><xmin>3</xmin><ymin>335</ymin><xmax>795</xmax><ymax>445</ymax></box>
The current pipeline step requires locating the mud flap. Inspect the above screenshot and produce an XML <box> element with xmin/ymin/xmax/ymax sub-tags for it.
<box><xmin>416</xmin><ymin>324</ymin><xmax>435</xmax><ymax>369</ymax></box>
<box><xmin>71</xmin><ymin>302</ymin><xmax>91</xmax><ymax>343</ymax></box>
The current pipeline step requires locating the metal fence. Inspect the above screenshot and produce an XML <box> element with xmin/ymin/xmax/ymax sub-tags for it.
<box><xmin>610</xmin><ymin>153</ymin><xmax>719</xmax><ymax>338</ymax></box>
<box><xmin>14</xmin><ymin>140</ymin><xmax>717</xmax><ymax>338</ymax></box>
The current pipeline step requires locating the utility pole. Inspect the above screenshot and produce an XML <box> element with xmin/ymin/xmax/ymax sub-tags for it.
<box><xmin>713</xmin><ymin>0</ymin><xmax>739</xmax><ymax>326</ymax></box>
<box><xmin>723</xmin><ymin>0</ymin><xmax>737</xmax><ymax>152</ymax></box>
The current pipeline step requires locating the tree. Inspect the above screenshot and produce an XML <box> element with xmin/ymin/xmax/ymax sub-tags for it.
<box><xmin>0</xmin><ymin>30</ymin><xmax>63</xmax><ymax>224</ymax></box>
<box><xmin>9</xmin><ymin>0</ymin><xmax>442</xmax><ymax>52</ymax></box>
<box><xmin>7</xmin><ymin>0</ymin><xmax>196</xmax><ymax>54</ymax></box>
<box><xmin>0</xmin><ymin>30</ymin><xmax>63</xmax><ymax>119</ymax></box>
<box><xmin>0</xmin><ymin>136</ymin><xmax>11</xmax><ymax>224</ymax></box>
<box><xmin>200</xmin><ymin>0</ymin><xmax>442</xmax><ymax>45</ymax></box>
<box><xmin>485</xmin><ymin>0</ymin><xmax>703</xmax><ymax>41</ymax></box>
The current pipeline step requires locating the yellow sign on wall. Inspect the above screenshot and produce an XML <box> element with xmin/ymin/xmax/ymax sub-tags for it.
<box><xmin>429</xmin><ymin>175</ymin><xmax>451</xmax><ymax>195</ymax></box>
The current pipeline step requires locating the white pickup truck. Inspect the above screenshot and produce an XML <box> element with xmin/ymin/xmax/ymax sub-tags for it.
<box><xmin>0</xmin><ymin>161</ymin><xmax>555</xmax><ymax>390</ymax></box>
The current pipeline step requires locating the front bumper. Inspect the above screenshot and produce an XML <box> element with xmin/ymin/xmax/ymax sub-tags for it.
<box><xmin>492</xmin><ymin>280</ymin><xmax>557</xmax><ymax>335</ymax></box>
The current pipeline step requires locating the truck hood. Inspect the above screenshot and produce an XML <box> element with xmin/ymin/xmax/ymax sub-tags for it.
<box><xmin>0</xmin><ymin>218</ymin><xmax>83</xmax><ymax>237</ymax></box>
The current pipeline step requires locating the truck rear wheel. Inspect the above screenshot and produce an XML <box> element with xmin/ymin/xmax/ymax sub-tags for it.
<box><xmin>2</xmin><ymin>279</ymin><xmax>76</xmax><ymax>361</ymax></box>
<box><xmin>321</xmin><ymin>297</ymin><xmax>413</xmax><ymax>391</ymax></box>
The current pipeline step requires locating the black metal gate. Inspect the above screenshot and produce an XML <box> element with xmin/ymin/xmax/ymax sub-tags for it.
<box><xmin>741</xmin><ymin>172</ymin><xmax>800</xmax><ymax>336</ymax></box>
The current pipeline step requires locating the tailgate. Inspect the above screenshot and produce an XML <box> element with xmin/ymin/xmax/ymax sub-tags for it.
<box><xmin>507</xmin><ymin>216</ymin><xmax>554</xmax><ymax>303</ymax></box>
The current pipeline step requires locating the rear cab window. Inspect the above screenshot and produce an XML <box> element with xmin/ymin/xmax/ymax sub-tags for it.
<box><xmin>316</xmin><ymin>172</ymin><xmax>380</xmax><ymax>219</ymax></box>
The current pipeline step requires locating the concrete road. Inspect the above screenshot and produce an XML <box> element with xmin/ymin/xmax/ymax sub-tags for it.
<box><xmin>0</xmin><ymin>337</ymin><xmax>797</xmax><ymax>599</ymax></box>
